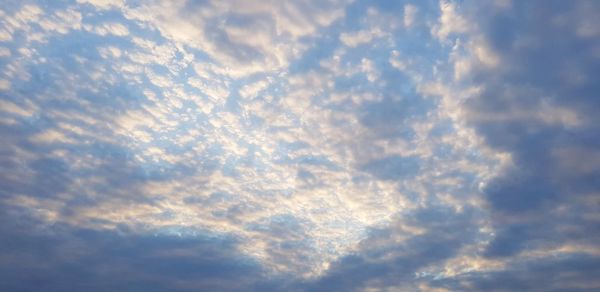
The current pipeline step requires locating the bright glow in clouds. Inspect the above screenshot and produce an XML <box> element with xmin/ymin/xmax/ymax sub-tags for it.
<box><xmin>1</xmin><ymin>0</ymin><xmax>599</xmax><ymax>291</ymax></box>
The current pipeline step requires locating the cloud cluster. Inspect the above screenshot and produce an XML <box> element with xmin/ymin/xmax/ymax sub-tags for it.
<box><xmin>453</xmin><ymin>1</ymin><xmax>600</xmax><ymax>289</ymax></box>
<box><xmin>0</xmin><ymin>0</ymin><xmax>598</xmax><ymax>291</ymax></box>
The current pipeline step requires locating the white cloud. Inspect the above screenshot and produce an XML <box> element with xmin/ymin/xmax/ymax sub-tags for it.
<box><xmin>0</xmin><ymin>79</ymin><xmax>10</xmax><ymax>90</ymax></box>
<box><xmin>30</xmin><ymin>129</ymin><xmax>74</xmax><ymax>144</ymax></box>
<box><xmin>38</xmin><ymin>8</ymin><xmax>82</xmax><ymax>34</ymax></box>
<box><xmin>239</xmin><ymin>78</ymin><xmax>271</xmax><ymax>100</ymax></box>
<box><xmin>98</xmin><ymin>46</ymin><xmax>122</xmax><ymax>58</ymax></box>
<box><xmin>76</xmin><ymin>0</ymin><xmax>124</xmax><ymax>10</ymax></box>
<box><xmin>0</xmin><ymin>29</ymin><xmax>12</xmax><ymax>41</ymax></box>
<box><xmin>432</xmin><ymin>0</ymin><xmax>469</xmax><ymax>40</ymax></box>
<box><xmin>360</xmin><ymin>58</ymin><xmax>379</xmax><ymax>82</ymax></box>
<box><xmin>404</xmin><ymin>4</ymin><xmax>418</xmax><ymax>28</ymax></box>
<box><xmin>340</xmin><ymin>29</ymin><xmax>383</xmax><ymax>47</ymax></box>
<box><xmin>86</xmin><ymin>22</ymin><xmax>129</xmax><ymax>36</ymax></box>
<box><xmin>0</xmin><ymin>47</ymin><xmax>11</xmax><ymax>57</ymax></box>
<box><xmin>0</xmin><ymin>100</ymin><xmax>33</xmax><ymax>116</ymax></box>
<box><xmin>121</xmin><ymin>0</ymin><xmax>350</xmax><ymax>78</ymax></box>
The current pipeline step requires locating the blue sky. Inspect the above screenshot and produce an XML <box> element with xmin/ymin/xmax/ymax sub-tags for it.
<box><xmin>1</xmin><ymin>0</ymin><xmax>599</xmax><ymax>291</ymax></box>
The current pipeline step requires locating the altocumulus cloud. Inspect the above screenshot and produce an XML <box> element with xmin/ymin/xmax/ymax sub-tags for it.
<box><xmin>0</xmin><ymin>0</ymin><xmax>598</xmax><ymax>291</ymax></box>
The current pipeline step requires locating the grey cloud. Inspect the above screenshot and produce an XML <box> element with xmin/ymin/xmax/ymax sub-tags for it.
<box><xmin>302</xmin><ymin>206</ymin><xmax>481</xmax><ymax>291</ymax></box>
<box><xmin>454</xmin><ymin>0</ymin><xmax>600</xmax><ymax>288</ymax></box>
<box><xmin>432</xmin><ymin>255</ymin><xmax>600</xmax><ymax>291</ymax></box>
<box><xmin>0</xmin><ymin>208</ymin><xmax>279</xmax><ymax>292</ymax></box>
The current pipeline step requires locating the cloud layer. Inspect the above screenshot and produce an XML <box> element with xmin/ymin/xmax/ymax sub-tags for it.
<box><xmin>0</xmin><ymin>0</ymin><xmax>598</xmax><ymax>291</ymax></box>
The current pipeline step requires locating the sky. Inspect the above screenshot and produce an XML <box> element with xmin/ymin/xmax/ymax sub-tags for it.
<box><xmin>0</xmin><ymin>0</ymin><xmax>599</xmax><ymax>291</ymax></box>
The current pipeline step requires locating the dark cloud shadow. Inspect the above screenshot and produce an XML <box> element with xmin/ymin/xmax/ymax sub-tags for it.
<box><xmin>449</xmin><ymin>0</ymin><xmax>600</xmax><ymax>289</ymax></box>
<box><xmin>0</xmin><ymin>207</ymin><xmax>284</xmax><ymax>292</ymax></box>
